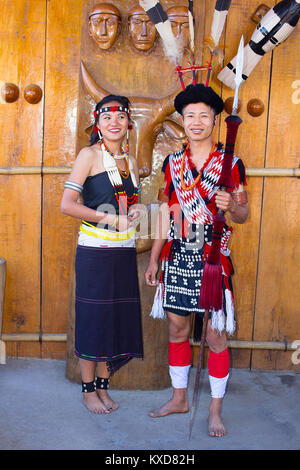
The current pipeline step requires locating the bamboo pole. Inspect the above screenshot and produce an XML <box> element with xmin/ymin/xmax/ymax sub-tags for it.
<box><xmin>246</xmin><ymin>167</ymin><xmax>300</xmax><ymax>177</ymax></box>
<box><xmin>0</xmin><ymin>167</ymin><xmax>72</xmax><ymax>175</ymax></box>
<box><xmin>190</xmin><ymin>339</ymin><xmax>297</xmax><ymax>351</ymax></box>
<box><xmin>0</xmin><ymin>167</ymin><xmax>299</xmax><ymax>177</ymax></box>
<box><xmin>0</xmin><ymin>333</ymin><xmax>298</xmax><ymax>351</ymax></box>
<box><xmin>1</xmin><ymin>333</ymin><xmax>67</xmax><ymax>342</ymax></box>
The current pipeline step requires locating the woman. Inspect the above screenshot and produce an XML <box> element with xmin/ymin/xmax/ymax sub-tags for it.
<box><xmin>61</xmin><ymin>95</ymin><xmax>143</xmax><ymax>414</ymax></box>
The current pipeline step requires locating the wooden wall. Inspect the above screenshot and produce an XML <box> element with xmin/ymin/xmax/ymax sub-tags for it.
<box><xmin>0</xmin><ymin>0</ymin><xmax>299</xmax><ymax>372</ymax></box>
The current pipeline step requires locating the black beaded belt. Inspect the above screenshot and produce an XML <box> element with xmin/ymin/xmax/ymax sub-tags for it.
<box><xmin>169</xmin><ymin>221</ymin><xmax>214</xmax><ymax>246</ymax></box>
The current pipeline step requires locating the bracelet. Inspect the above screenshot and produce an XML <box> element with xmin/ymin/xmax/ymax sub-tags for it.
<box><xmin>64</xmin><ymin>181</ymin><xmax>83</xmax><ymax>193</ymax></box>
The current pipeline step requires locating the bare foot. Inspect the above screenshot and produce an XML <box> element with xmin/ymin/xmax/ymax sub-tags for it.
<box><xmin>208</xmin><ymin>398</ymin><xmax>226</xmax><ymax>437</ymax></box>
<box><xmin>97</xmin><ymin>389</ymin><xmax>119</xmax><ymax>412</ymax></box>
<box><xmin>82</xmin><ymin>392</ymin><xmax>111</xmax><ymax>415</ymax></box>
<box><xmin>149</xmin><ymin>391</ymin><xmax>189</xmax><ymax>418</ymax></box>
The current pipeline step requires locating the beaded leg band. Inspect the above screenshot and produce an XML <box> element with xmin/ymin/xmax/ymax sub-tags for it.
<box><xmin>81</xmin><ymin>380</ymin><xmax>96</xmax><ymax>393</ymax></box>
<box><xmin>96</xmin><ymin>377</ymin><xmax>110</xmax><ymax>390</ymax></box>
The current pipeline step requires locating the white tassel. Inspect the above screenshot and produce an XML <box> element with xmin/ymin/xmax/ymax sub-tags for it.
<box><xmin>211</xmin><ymin>289</ymin><xmax>235</xmax><ymax>335</ymax></box>
<box><xmin>225</xmin><ymin>289</ymin><xmax>235</xmax><ymax>335</ymax></box>
<box><xmin>211</xmin><ymin>308</ymin><xmax>225</xmax><ymax>334</ymax></box>
<box><xmin>150</xmin><ymin>283</ymin><xmax>166</xmax><ymax>319</ymax></box>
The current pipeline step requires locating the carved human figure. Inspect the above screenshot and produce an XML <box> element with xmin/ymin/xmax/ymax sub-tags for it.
<box><xmin>88</xmin><ymin>3</ymin><xmax>121</xmax><ymax>50</ymax></box>
<box><xmin>128</xmin><ymin>6</ymin><xmax>157</xmax><ymax>52</ymax></box>
<box><xmin>167</xmin><ymin>6</ymin><xmax>190</xmax><ymax>50</ymax></box>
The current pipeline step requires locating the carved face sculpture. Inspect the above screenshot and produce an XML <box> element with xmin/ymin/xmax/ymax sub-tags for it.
<box><xmin>128</xmin><ymin>6</ymin><xmax>157</xmax><ymax>51</ymax></box>
<box><xmin>167</xmin><ymin>6</ymin><xmax>190</xmax><ymax>49</ymax></box>
<box><xmin>88</xmin><ymin>3</ymin><xmax>121</xmax><ymax>50</ymax></box>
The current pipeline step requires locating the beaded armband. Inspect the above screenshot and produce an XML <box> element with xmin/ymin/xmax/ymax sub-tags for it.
<box><xmin>231</xmin><ymin>190</ymin><xmax>248</xmax><ymax>205</ymax></box>
<box><xmin>64</xmin><ymin>181</ymin><xmax>83</xmax><ymax>193</ymax></box>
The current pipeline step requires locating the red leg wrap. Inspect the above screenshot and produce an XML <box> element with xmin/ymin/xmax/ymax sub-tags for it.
<box><xmin>207</xmin><ymin>348</ymin><xmax>229</xmax><ymax>378</ymax></box>
<box><xmin>168</xmin><ymin>339</ymin><xmax>192</xmax><ymax>367</ymax></box>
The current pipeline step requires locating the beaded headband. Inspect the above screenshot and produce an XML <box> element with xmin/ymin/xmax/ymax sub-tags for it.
<box><xmin>94</xmin><ymin>106</ymin><xmax>130</xmax><ymax>117</ymax></box>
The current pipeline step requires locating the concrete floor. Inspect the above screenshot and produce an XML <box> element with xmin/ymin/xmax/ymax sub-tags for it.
<box><xmin>0</xmin><ymin>357</ymin><xmax>299</xmax><ymax>451</ymax></box>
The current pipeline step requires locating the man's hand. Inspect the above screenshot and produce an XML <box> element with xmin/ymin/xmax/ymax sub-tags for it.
<box><xmin>145</xmin><ymin>261</ymin><xmax>159</xmax><ymax>287</ymax></box>
<box><xmin>215</xmin><ymin>190</ymin><xmax>236</xmax><ymax>213</ymax></box>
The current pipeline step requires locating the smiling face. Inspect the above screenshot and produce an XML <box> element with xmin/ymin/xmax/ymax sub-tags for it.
<box><xmin>88</xmin><ymin>4</ymin><xmax>121</xmax><ymax>50</ymax></box>
<box><xmin>182</xmin><ymin>102</ymin><xmax>216</xmax><ymax>143</ymax></box>
<box><xmin>97</xmin><ymin>101</ymin><xmax>129</xmax><ymax>144</ymax></box>
<box><xmin>128</xmin><ymin>8</ymin><xmax>157</xmax><ymax>51</ymax></box>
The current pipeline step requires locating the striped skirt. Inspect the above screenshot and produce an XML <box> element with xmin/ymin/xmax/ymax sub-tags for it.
<box><xmin>74</xmin><ymin>225</ymin><xmax>143</xmax><ymax>375</ymax></box>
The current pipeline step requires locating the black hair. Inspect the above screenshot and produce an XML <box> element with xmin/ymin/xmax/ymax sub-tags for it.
<box><xmin>90</xmin><ymin>94</ymin><xmax>131</xmax><ymax>146</ymax></box>
<box><xmin>174</xmin><ymin>84</ymin><xmax>224</xmax><ymax>117</ymax></box>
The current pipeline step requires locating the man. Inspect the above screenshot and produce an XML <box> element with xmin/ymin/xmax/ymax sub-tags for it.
<box><xmin>145</xmin><ymin>84</ymin><xmax>248</xmax><ymax>437</ymax></box>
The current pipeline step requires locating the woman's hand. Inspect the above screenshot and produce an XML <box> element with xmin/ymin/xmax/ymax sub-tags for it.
<box><xmin>116</xmin><ymin>214</ymin><xmax>132</xmax><ymax>232</ymax></box>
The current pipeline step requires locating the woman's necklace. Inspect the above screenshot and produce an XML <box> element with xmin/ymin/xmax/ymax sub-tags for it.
<box><xmin>180</xmin><ymin>142</ymin><xmax>216</xmax><ymax>191</ymax></box>
<box><xmin>99</xmin><ymin>136</ymin><xmax>129</xmax><ymax>160</ymax></box>
<box><xmin>99</xmin><ymin>138</ymin><xmax>129</xmax><ymax>178</ymax></box>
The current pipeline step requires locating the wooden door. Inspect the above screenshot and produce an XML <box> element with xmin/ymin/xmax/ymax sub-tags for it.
<box><xmin>0</xmin><ymin>0</ymin><xmax>82</xmax><ymax>359</ymax></box>
<box><xmin>252</xmin><ymin>9</ymin><xmax>300</xmax><ymax>370</ymax></box>
<box><xmin>0</xmin><ymin>0</ymin><xmax>46</xmax><ymax>357</ymax></box>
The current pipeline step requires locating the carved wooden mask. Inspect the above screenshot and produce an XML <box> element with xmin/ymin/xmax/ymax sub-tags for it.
<box><xmin>128</xmin><ymin>6</ymin><xmax>157</xmax><ymax>52</ymax></box>
<box><xmin>167</xmin><ymin>6</ymin><xmax>190</xmax><ymax>50</ymax></box>
<box><xmin>88</xmin><ymin>3</ymin><xmax>121</xmax><ymax>50</ymax></box>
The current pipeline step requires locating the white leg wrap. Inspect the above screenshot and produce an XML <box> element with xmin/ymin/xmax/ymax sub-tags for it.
<box><xmin>169</xmin><ymin>365</ymin><xmax>191</xmax><ymax>389</ymax></box>
<box><xmin>209</xmin><ymin>373</ymin><xmax>229</xmax><ymax>399</ymax></box>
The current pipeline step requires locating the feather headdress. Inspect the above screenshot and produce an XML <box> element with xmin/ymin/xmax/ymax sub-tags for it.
<box><xmin>203</xmin><ymin>1</ymin><xmax>232</xmax><ymax>85</ymax></box>
<box><xmin>139</xmin><ymin>0</ymin><xmax>183</xmax><ymax>65</ymax></box>
<box><xmin>188</xmin><ymin>0</ymin><xmax>195</xmax><ymax>54</ymax></box>
<box><xmin>204</xmin><ymin>0</ymin><xmax>232</xmax><ymax>56</ymax></box>
<box><xmin>210</xmin><ymin>0</ymin><xmax>232</xmax><ymax>49</ymax></box>
<box><xmin>218</xmin><ymin>0</ymin><xmax>300</xmax><ymax>89</ymax></box>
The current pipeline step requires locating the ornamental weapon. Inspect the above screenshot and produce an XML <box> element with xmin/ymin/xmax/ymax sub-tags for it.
<box><xmin>190</xmin><ymin>35</ymin><xmax>244</xmax><ymax>440</ymax></box>
<box><xmin>218</xmin><ymin>0</ymin><xmax>300</xmax><ymax>89</ymax></box>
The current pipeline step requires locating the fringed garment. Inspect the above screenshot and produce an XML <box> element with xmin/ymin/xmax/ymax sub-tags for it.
<box><xmin>151</xmin><ymin>143</ymin><xmax>246</xmax><ymax>336</ymax></box>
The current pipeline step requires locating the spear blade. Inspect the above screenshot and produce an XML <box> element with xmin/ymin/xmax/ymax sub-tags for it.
<box><xmin>232</xmin><ymin>35</ymin><xmax>244</xmax><ymax>115</ymax></box>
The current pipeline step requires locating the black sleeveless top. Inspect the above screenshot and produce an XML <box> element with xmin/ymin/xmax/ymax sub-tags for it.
<box><xmin>82</xmin><ymin>171</ymin><xmax>136</xmax><ymax>227</ymax></box>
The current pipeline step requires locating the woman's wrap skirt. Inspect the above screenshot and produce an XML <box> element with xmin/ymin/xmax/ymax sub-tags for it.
<box><xmin>75</xmin><ymin>224</ymin><xmax>143</xmax><ymax>375</ymax></box>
